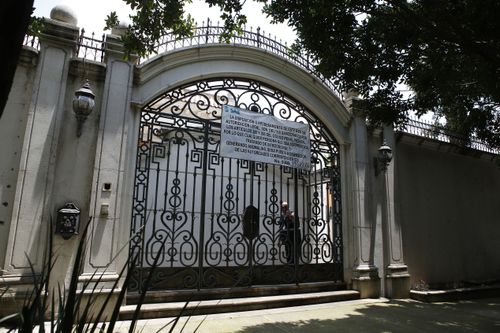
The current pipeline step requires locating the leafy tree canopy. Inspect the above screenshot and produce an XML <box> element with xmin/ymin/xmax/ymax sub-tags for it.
<box><xmin>108</xmin><ymin>0</ymin><xmax>500</xmax><ymax>148</ymax></box>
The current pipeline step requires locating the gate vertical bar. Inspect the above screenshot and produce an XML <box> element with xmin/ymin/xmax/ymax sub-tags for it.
<box><xmin>293</xmin><ymin>168</ymin><xmax>299</xmax><ymax>283</ymax></box>
<box><xmin>249</xmin><ymin>161</ymin><xmax>255</xmax><ymax>285</ymax></box>
<box><xmin>197</xmin><ymin>121</ymin><xmax>210</xmax><ymax>289</ymax></box>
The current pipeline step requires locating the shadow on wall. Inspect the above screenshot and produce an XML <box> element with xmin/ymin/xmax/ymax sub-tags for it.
<box><xmin>233</xmin><ymin>299</ymin><xmax>500</xmax><ymax>333</ymax></box>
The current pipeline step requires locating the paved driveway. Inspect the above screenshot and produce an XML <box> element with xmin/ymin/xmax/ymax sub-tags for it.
<box><xmin>112</xmin><ymin>297</ymin><xmax>500</xmax><ymax>333</ymax></box>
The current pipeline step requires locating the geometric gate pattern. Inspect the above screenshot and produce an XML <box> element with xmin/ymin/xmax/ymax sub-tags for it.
<box><xmin>130</xmin><ymin>77</ymin><xmax>343</xmax><ymax>291</ymax></box>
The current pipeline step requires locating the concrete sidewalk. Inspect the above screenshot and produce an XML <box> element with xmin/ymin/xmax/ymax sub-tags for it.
<box><xmin>112</xmin><ymin>297</ymin><xmax>500</xmax><ymax>332</ymax></box>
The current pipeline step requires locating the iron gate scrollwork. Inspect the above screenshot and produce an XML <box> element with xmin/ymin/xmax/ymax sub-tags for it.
<box><xmin>130</xmin><ymin>78</ymin><xmax>343</xmax><ymax>292</ymax></box>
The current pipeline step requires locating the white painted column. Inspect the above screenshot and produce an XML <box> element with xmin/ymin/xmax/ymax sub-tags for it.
<box><xmin>381</xmin><ymin>126</ymin><xmax>410</xmax><ymax>298</ymax></box>
<box><xmin>346</xmin><ymin>91</ymin><xmax>380</xmax><ymax>298</ymax></box>
<box><xmin>0</xmin><ymin>47</ymin><xmax>38</xmax><ymax>270</ymax></box>
<box><xmin>80</xmin><ymin>29</ymin><xmax>137</xmax><ymax>288</ymax></box>
<box><xmin>3</xmin><ymin>17</ymin><xmax>78</xmax><ymax>277</ymax></box>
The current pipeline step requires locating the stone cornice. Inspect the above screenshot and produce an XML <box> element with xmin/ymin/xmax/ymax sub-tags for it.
<box><xmin>69</xmin><ymin>58</ymin><xmax>107</xmax><ymax>82</ymax></box>
<box><xmin>396</xmin><ymin>131</ymin><xmax>498</xmax><ymax>160</ymax></box>
<box><xmin>18</xmin><ymin>46</ymin><xmax>39</xmax><ymax>68</ymax></box>
<box><xmin>104</xmin><ymin>34</ymin><xmax>139</xmax><ymax>63</ymax></box>
<box><xmin>39</xmin><ymin>18</ymin><xmax>79</xmax><ymax>50</ymax></box>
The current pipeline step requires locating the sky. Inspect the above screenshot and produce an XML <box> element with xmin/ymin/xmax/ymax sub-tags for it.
<box><xmin>33</xmin><ymin>0</ymin><xmax>296</xmax><ymax>45</ymax></box>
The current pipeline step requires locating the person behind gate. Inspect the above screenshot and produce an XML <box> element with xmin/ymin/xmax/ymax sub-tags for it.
<box><xmin>279</xmin><ymin>201</ymin><xmax>301</xmax><ymax>264</ymax></box>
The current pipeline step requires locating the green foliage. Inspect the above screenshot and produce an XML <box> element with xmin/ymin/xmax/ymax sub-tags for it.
<box><xmin>205</xmin><ymin>0</ymin><xmax>247</xmax><ymax>41</ymax></box>
<box><xmin>112</xmin><ymin>0</ymin><xmax>500</xmax><ymax>148</ymax></box>
<box><xmin>27</xmin><ymin>15</ymin><xmax>44</xmax><ymax>37</ymax></box>
<box><xmin>104</xmin><ymin>11</ymin><xmax>119</xmax><ymax>31</ymax></box>
<box><xmin>0</xmin><ymin>212</ymin><xmax>200</xmax><ymax>332</ymax></box>
<box><xmin>0</xmin><ymin>219</ymin><xmax>155</xmax><ymax>333</ymax></box>
<box><xmin>259</xmin><ymin>0</ymin><xmax>500</xmax><ymax>147</ymax></box>
<box><xmin>106</xmin><ymin>0</ymin><xmax>249</xmax><ymax>56</ymax></box>
<box><xmin>105</xmin><ymin>0</ymin><xmax>197</xmax><ymax>58</ymax></box>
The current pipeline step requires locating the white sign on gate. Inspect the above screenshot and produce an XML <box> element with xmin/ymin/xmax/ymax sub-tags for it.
<box><xmin>220</xmin><ymin>105</ymin><xmax>311</xmax><ymax>170</ymax></box>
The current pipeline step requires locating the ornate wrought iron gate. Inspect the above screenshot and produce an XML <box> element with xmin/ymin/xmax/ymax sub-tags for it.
<box><xmin>130</xmin><ymin>78</ymin><xmax>343</xmax><ymax>292</ymax></box>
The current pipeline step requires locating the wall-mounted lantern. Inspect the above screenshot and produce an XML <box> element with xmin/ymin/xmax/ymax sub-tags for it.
<box><xmin>56</xmin><ymin>203</ymin><xmax>81</xmax><ymax>239</ymax></box>
<box><xmin>375</xmin><ymin>140</ymin><xmax>393</xmax><ymax>175</ymax></box>
<box><xmin>72</xmin><ymin>80</ymin><xmax>95</xmax><ymax>137</ymax></box>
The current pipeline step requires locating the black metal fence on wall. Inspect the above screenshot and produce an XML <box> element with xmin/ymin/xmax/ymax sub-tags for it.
<box><xmin>396</xmin><ymin>117</ymin><xmax>498</xmax><ymax>154</ymax></box>
<box><xmin>23</xmin><ymin>23</ymin><xmax>498</xmax><ymax>155</ymax></box>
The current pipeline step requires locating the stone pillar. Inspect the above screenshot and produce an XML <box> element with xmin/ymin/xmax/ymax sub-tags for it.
<box><xmin>0</xmin><ymin>47</ymin><xmax>38</xmax><ymax>270</ymax></box>
<box><xmin>2</xmin><ymin>12</ymin><xmax>78</xmax><ymax>283</ymax></box>
<box><xmin>79</xmin><ymin>26</ymin><xmax>137</xmax><ymax>291</ymax></box>
<box><xmin>381</xmin><ymin>126</ymin><xmax>410</xmax><ymax>298</ymax></box>
<box><xmin>346</xmin><ymin>91</ymin><xmax>380</xmax><ymax>298</ymax></box>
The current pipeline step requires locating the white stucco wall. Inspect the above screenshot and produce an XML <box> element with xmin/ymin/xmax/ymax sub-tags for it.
<box><xmin>8</xmin><ymin>23</ymin><xmax>500</xmax><ymax>301</ymax></box>
<box><xmin>396</xmin><ymin>140</ymin><xmax>500</xmax><ymax>287</ymax></box>
<box><xmin>0</xmin><ymin>47</ymin><xmax>38</xmax><ymax>268</ymax></box>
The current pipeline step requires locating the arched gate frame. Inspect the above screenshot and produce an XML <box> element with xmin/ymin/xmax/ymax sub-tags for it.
<box><xmin>130</xmin><ymin>77</ymin><xmax>342</xmax><ymax>292</ymax></box>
